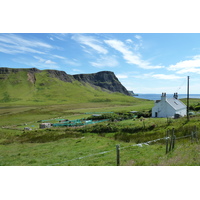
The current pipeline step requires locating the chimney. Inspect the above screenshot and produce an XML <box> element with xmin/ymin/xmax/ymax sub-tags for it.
<box><xmin>173</xmin><ymin>92</ymin><xmax>178</xmax><ymax>99</ymax></box>
<box><xmin>161</xmin><ymin>92</ymin><xmax>167</xmax><ymax>101</ymax></box>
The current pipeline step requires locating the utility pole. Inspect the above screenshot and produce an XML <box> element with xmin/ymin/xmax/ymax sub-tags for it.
<box><xmin>187</xmin><ymin>76</ymin><xmax>190</xmax><ymax>121</ymax></box>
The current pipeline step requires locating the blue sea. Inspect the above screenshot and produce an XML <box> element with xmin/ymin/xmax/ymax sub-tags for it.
<box><xmin>134</xmin><ymin>94</ymin><xmax>200</xmax><ymax>101</ymax></box>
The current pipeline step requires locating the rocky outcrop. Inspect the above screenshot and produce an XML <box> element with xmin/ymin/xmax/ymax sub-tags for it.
<box><xmin>0</xmin><ymin>67</ymin><xmax>40</xmax><ymax>74</ymax></box>
<box><xmin>46</xmin><ymin>70</ymin><xmax>74</xmax><ymax>83</ymax></box>
<box><xmin>73</xmin><ymin>71</ymin><xmax>130</xmax><ymax>96</ymax></box>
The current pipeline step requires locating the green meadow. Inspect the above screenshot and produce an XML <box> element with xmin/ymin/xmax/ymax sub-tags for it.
<box><xmin>0</xmin><ymin>97</ymin><xmax>200</xmax><ymax>166</ymax></box>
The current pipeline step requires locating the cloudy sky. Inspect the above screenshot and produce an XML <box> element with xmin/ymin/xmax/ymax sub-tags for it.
<box><xmin>1</xmin><ymin>33</ymin><xmax>200</xmax><ymax>94</ymax></box>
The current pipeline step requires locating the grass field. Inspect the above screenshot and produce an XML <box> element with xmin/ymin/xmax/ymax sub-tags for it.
<box><xmin>0</xmin><ymin>97</ymin><xmax>200</xmax><ymax>166</ymax></box>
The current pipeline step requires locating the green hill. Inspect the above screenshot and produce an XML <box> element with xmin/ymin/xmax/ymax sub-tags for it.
<box><xmin>0</xmin><ymin>67</ymin><xmax>140</xmax><ymax>105</ymax></box>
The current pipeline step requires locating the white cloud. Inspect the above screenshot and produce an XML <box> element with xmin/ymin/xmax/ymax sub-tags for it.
<box><xmin>72</xmin><ymin>34</ymin><xmax>108</xmax><ymax>54</ymax></box>
<box><xmin>0</xmin><ymin>34</ymin><xmax>52</xmax><ymax>55</ymax></box>
<box><xmin>168</xmin><ymin>55</ymin><xmax>200</xmax><ymax>74</ymax></box>
<box><xmin>34</xmin><ymin>56</ymin><xmax>57</xmax><ymax>65</ymax></box>
<box><xmin>126</xmin><ymin>39</ymin><xmax>133</xmax><ymax>43</ymax></box>
<box><xmin>0</xmin><ymin>34</ymin><xmax>52</xmax><ymax>48</ymax></box>
<box><xmin>0</xmin><ymin>46</ymin><xmax>22</xmax><ymax>54</ymax></box>
<box><xmin>33</xmin><ymin>56</ymin><xmax>46</xmax><ymax>62</ymax></box>
<box><xmin>50</xmin><ymin>34</ymin><xmax>67</xmax><ymax>41</ymax></box>
<box><xmin>176</xmin><ymin>68</ymin><xmax>200</xmax><ymax>74</ymax></box>
<box><xmin>45</xmin><ymin>60</ymin><xmax>56</xmax><ymax>64</ymax></box>
<box><xmin>13</xmin><ymin>57</ymin><xmax>60</xmax><ymax>70</ymax></box>
<box><xmin>135</xmin><ymin>35</ymin><xmax>142</xmax><ymax>40</ymax></box>
<box><xmin>51</xmin><ymin>54</ymin><xmax>80</xmax><ymax>66</ymax></box>
<box><xmin>0</xmin><ymin>42</ymin><xmax>45</xmax><ymax>54</ymax></box>
<box><xmin>104</xmin><ymin>39</ymin><xmax>164</xmax><ymax>69</ymax></box>
<box><xmin>152</xmin><ymin>74</ymin><xmax>184</xmax><ymax>80</ymax></box>
<box><xmin>52</xmin><ymin>55</ymin><xmax>65</xmax><ymax>59</ymax></box>
<box><xmin>90</xmin><ymin>56</ymin><xmax>119</xmax><ymax>68</ymax></box>
<box><xmin>116</xmin><ymin>74</ymin><xmax>128</xmax><ymax>79</ymax></box>
<box><xmin>131</xmin><ymin>73</ymin><xmax>184</xmax><ymax>80</ymax></box>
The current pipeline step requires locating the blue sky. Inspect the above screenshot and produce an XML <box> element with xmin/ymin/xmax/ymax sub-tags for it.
<box><xmin>1</xmin><ymin>33</ymin><xmax>200</xmax><ymax>94</ymax></box>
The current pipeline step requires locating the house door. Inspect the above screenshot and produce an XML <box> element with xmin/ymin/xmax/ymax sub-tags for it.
<box><xmin>155</xmin><ymin>112</ymin><xmax>158</xmax><ymax>117</ymax></box>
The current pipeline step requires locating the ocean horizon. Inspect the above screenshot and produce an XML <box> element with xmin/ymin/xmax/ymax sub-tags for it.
<box><xmin>134</xmin><ymin>94</ymin><xmax>200</xmax><ymax>101</ymax></box>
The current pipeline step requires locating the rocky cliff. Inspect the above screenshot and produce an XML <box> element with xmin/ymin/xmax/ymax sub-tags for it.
<box><xmin>73</xmin><ymin>71</ymin><xmax>130</xmax><ymax>95</ymax></box>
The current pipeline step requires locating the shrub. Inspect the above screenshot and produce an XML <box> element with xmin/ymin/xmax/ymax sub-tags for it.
<box><xmin>89</xmin><ymin>123</ymin><xmax>118</xmax><ymax>134</ymax></box>
<box><xmin>137</xmin><ymin>110</ymin><xmax>151</xmax><ymax>118</ymax></box>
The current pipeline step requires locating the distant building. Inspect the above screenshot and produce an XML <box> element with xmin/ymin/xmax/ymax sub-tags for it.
<box><xmin>152</xmin><ymin>93</ymin><xmax>186</xmax><ymax>118</ymax></box>
<box><xmin>39</xmin><ymin>123</ymin><xmax>52</xmax><ymax>129</ymax></box>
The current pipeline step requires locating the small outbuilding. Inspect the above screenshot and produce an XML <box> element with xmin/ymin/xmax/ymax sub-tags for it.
<box><xmin>39</xmin><ymin>123</ymin><xmax>52</xmax><ymax>129</ymax></box>
<box><xmin>152</xmin><ymin>93</ymin><xmax>187</xmax><ymax>118</ymax></box>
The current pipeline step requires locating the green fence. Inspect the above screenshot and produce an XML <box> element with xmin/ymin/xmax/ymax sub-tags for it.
<box><xmin>52</xmin><ymin>119</ymin><xmax>109</xmax><ymax>127</ymax></box>
<box><xmin>84</xmin><ymin>112</ymin><xmax>113</xmax><ymax>114</ymax></box>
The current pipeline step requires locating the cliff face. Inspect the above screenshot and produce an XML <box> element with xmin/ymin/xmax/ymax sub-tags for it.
<box><xmin>73</xmin><ymin>71</ymin><xmax>130</xmax><ymax>96</ymax></box>
<box><xmin>0</xmin><ymin>67</ymin><xmax>130</xmax><ymax>96</ymax></box>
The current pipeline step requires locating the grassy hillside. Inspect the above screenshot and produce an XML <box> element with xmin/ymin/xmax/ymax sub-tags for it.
<box><xmin>0</xmin><ymin>70</ymin><xmax>142</xmax><ymax>105</ymax></box>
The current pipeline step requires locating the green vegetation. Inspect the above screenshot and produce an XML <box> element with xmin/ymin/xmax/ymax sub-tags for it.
<box><xmin>0</xmin><ymin>98</ymin><xmax>200</xmax><ymax>166</ymax></box>
<box><xmin>0</xmin><ymin>69</ymin><xmax>200</xmax><ymax>166</ymax></box>
<box><xmin>0</xmin><ymin>70</ymin><xmax>142</xmax><ymax>105</ymax></box>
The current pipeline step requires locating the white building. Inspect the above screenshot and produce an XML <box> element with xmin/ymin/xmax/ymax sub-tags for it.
<box><xmin>152</xmin><ymin>93</ymin><xmax>187</xmax><ymax>118</ymax></box>
<box><xmin>39</xmin><ymin>123</ymin><xmax>52</xmax><ymax>129</ymax></box>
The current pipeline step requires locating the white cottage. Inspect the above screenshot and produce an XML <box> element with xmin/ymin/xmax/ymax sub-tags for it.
<box><xmin>152</xmin><ymin>93</ymin><xmax>187</xmax><ymax>118</ymax></box>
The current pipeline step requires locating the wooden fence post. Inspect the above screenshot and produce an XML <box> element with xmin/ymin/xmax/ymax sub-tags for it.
<box><xmin>172</xmin><ymin>128</ymin><xmax>176</xmax><ymax>150</ymax></box>
<box><xmin>172</xmin><ymin>135</ymin><xmax>176</xmax><ymax>150</ymax></box>
<box><xmin>169</xmin><ymin>129</ymin><xmax>172</xmax><ymax>152</ymax></box>
<box><xmin>116</xmin><ymin>144</ymin><xmax>120</xmax><ymax>166</ymax></box>
<box><xmin>166</xmin><ymin>129</ymin><xmax>169</xmax><ymax>154</ymax></box>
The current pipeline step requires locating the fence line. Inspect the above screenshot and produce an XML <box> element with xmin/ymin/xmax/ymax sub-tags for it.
<box><xmin>176</xmin><ymin>134</ymin><xmax>191</xmax><ymax>140</ymax></box>
<box><xmin>49</xmin><ymin>137</ymin><xmax>166</xmax><ymax>166</ymax></box>
<box><xmin>119</xmin><ymin>137</ymin><xmax>167</xmax><ymax>150</ymax></box>
<box><xmin>166</xmin><ymin>126</ymin><xmax>198</xmax><ymax>154</ymax></box>
<box><xmin>49</xmin><ymin>149</ymin><xmax>115</xmax><ymax>166</ymax></box>
<box><xmin>49</xmin><ymin>127</ymin><xmax>198</xmax><ymax>166</ymax></box>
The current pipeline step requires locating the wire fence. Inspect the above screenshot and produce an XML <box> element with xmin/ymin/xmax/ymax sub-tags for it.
<box><xmin>48</xmin><ymin>126</ymin><xmax>198</xmax><ymax>166</ymax></box>
<box><xmin>49</xmin><ymin>136</ymin><xmax>167</xmax><ymax>166</ymax></box>
<box><xmin>165</xmin><ymin>126</ymin><xmax>198</xmax><ymax>154</ymax></box>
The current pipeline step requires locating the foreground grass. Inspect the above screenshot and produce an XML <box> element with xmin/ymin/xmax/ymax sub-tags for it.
<box><xmin>1</xmin><ymin>131</ymin><xmax>199</xmax><ymax>166</ymax></box>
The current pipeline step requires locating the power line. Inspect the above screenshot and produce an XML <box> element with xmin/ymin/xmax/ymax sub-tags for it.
<box><xmin>175</xmin><ymin>78</ymin><xmax>186</xmax><ymax>93</ymax></box>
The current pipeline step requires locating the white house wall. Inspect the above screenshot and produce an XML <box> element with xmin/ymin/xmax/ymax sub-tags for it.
<box><xmin>175</xmin><ymin>108</ymin><xmax>186</xmax><ymax>116</ymax></box>
<box><xmin>152</xmin><ymin>102</ymin><xmax>174</xmax><ymax>118</ymax></box>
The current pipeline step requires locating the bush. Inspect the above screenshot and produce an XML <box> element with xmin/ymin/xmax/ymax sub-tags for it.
<box><xmin>17</xmin><ymin>128</ymin><xmax>83</xmax><ymax>143</ymax></box>
<box><xmin>195</xmin><ymin>105</ymin><xmax>200</xmax><ymax>111</ymax></box>
<box><xmin>89</xmin><ymin>123</ymin><xmax>118</xmax><ymax>134</ymax></box>
<box><xmin>137</xmin><ymin>110</ymin><xmax>151</xmax><ymax>118</ymax></box>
